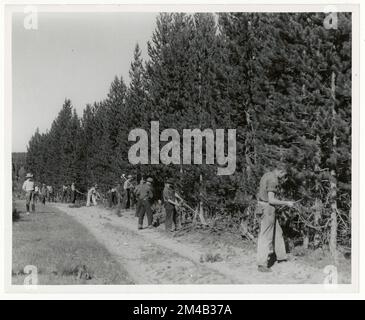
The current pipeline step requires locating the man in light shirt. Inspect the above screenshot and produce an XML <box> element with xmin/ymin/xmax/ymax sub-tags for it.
<box><xmin>86</xmin><ymin>184</ymin><xmax>100</xmax><ymax>207</ymax></box>
<box><xmin>123</xmin><ymin>174</ymin><xmax>134</xmax><ymax>210</ymax></box>
<box><xmin>22</xmin><ymin>173</ymin><xmax>35</xmax><ymax>214</ymax></box>
<box><xmin>256</xmin><ymin>165</ymin><xmax>294</xmax><ymax>272</ymax></box>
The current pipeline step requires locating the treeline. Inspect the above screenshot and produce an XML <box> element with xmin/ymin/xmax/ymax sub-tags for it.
<box><xmin>12</xmin><ymin>152</ymin><xmax>27</xmax><ymax>180</ymax></box>
<box><xmin>26</xmin><ymin>13</ymin><xmax>351</xmax><ymax>239</ymax></box>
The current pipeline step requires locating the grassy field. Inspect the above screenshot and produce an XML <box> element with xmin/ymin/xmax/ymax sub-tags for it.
<box><xmin>12</xmin><ymin>201</ymin><xmax>133</xmax><ymax>285</ymax></box>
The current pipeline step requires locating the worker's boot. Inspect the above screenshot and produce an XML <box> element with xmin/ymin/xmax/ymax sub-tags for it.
<box><xmin>138</xmin><ymin>224</ymin><xmax>143</xmax><ymax>230</ymax></box>
<box><xmin>26</xmin><ymin>204</ymin><xmax>30</xmax><ymax>214</ymax></box>
<box><xmin>31</xmin><ymin>204</ymin><xmax>35</xmax><ymax>212</ymax></box>
<box><xmin>267</xmin><ymin>252</ymin><xmax>277</xmax><ymax>268</ymax></box>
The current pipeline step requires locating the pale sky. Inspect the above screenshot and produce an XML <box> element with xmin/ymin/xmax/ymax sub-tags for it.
<box><xmin>12</xmin><ymin>12</ymin><xmax>158</xmax><ymax>152</ymax></box>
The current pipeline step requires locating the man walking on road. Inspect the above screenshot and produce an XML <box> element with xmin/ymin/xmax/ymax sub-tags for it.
<box><xmin>256</xmin><ymin>165</ymin><xmax>294</xmax><ymax>273</ymax></box>
<box><xmin>22</xmin><ymin>173</ymin><xmax>35</xmax><ymax>214</ymax></box>
<box><xmin>137</xmin><ymin>177</ymin><xmax>154</xmax><ymax>230</ymax></box>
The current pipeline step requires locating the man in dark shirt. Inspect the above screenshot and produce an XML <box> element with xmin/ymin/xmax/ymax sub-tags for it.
<box><xmin>134</xmin><ymin>177</ymin><xmax>145</xmax><ymax>218</ymax></box>
<box><xmin>163</xmin><ymin>178</ymin><xmax>180</xmax><ymax>232</ymax></box>
<box><xmin>62</xmin><ymin>185</ymin><xmax>68</xmax><ymax>203</ymax></box>
<box><xmin>137</xmin><ymin>177</ymin><xmax>154</xmax><ymax>229</ymax></box>
<box><xmin>71</xmin><ymin>182</ymin><xmax>77</xmax><ymax>204</ymax></box>
<box><xmin>256</xmin><ymin>166</ymin><xmax>294</xmax><ymax>272</ymax></box>
<box><xmin>114</xmin><ymin>181</ymin><xmax>124</xmax><ymax>217</ymax></box>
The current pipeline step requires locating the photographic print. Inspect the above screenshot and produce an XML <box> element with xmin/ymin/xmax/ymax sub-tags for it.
<box><xmin>7</xmin><ymin>4</ymin><xmax>357</xmax><ymax>289</ymax></box>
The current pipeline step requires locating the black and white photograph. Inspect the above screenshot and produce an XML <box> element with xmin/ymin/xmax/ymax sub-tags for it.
<box><xmin>4</xmin><ymin>3</ymin><xmax>359</xmax><ymax>292</ymax></box>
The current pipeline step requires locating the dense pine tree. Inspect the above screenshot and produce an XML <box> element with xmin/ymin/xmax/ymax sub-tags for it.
<box><xmin>24</xmin><ymin>12</ymin><xmax>352</xmax><ymax>248</ymax></box>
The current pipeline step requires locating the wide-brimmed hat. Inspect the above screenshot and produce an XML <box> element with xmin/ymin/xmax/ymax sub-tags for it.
<box><xmin>146</xmin><ymin>177</ymin><xmax>153</xmax><ymax>183</ymax></box>
<box><xmin>127</xmin><ymin>174</ymin><xmax>133</xmax><ymax>179</ymax></box>
<box><xmin>26</xmin><ymin>173</ymin><xmax>33</xmax><ymax>178</ymax></box>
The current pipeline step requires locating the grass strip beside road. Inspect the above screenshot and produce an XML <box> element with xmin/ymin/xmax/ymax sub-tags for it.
<box><xmin>12</xmin><ymin>201</ymin><xmax>133</xmax><ymax>285</ymax></box>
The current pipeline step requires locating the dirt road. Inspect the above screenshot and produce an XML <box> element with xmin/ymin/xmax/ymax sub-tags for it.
<box><xmin>51</xmin><ymin>203</ymin><xmax>350</xmax><ymax>284</ymax></box>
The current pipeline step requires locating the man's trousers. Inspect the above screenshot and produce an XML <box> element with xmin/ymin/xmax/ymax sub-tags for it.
<box><xmin>25</xmin><ymin>191</ymin><xmax>35</xmax><ymax>212</ymax></box>
<box><xmin>122</xmin><ymin>189</ymin><xmax>131</xmax><ymax>209</ymax></box>
<box><xmin>164</xmin><ymin>203</ymin><xmax>179</xmax><ymax>231</ymax></box>
<box><xmin>71</xmin><ymin>191</ymin><xmax>76</xmax><ymax>204</ymax></box>
<box><xmin>256</xmin><ymin>202</ymin><xmax>287</xmax><ymax>267</ymax></box>
<box><xmin>138</xmin><ymin>200</ymin><xmax>152</xmax><ymax>227</ymax></box>
<box><xmin>135</xmin><ymin>199</ymin><xmax>142</xmax><ymax>217</ymax></box>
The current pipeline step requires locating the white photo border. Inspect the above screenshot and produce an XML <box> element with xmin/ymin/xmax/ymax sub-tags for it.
<box><xmin>2</xmin><ymin>1</ymin><xmax>360</xmax><ymax>297</ymax></box>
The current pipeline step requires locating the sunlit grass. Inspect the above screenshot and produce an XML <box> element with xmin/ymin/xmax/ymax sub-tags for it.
<box><xmin>12</xmin><ymin>201</ymin><xmax>133</xmax><ymax>285</ymax></box>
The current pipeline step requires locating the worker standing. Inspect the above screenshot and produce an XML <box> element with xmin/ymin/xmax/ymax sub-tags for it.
<box><xmin>137</xmin><ymin>177</ymin><xmax>154</xmax><ymax>230</ymax></box>
<box><xmin>62</xmin><ymin>185</ymin><xmax>68</xmax><ymax>203</ymax></box>
<box><xmin>134</xmin><ymin>177</ymin><xmax>145</xmax><ymax>218</ymax></box>
<box><xmin>71</xmin><ymin>182</ymin><xmax>77</xmax><ymax>204</ymax></box>
<box><xmin>163</xmin><ymin>178</ymin><xmax>181</xmax><ymax>232</ymax></box>
<box><xmin>256</xmin><ymin>165</ymin><xmax>294</xmax><ymax>273</ymax></box>
<box><xmin>22</xmin><ymin>173</ymin><xmax>35</xmax><ymax>214</ymax></box>
<box><xmin>34</xmin><ymin>184</ymin><xmax>40</xmax><ymax>203</ymax></box>
<box><xmin>107</xmin><ymin>186</ymin><xmax>118</xmax><ymax>208</ymax></box>
<box><xmin>47</xmin><ymin>185</ymin><xmax>54</xmax><ymax>202</ymax></box>
<box><xmin>123</xmin><ymin>174</ymin><xmax>134</xmax><ymax>209</ymax></box>
<box><xmin>86</xmin><ymin>184</ymin><xmax>100</xmax><ymax>207</ymax></box>
<box><xmin>41</xmin><ymin>183</ymin><xmax>47</xmax><ymax>205</ymax></box>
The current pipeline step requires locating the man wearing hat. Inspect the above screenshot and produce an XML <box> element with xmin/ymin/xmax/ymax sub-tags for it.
<box><xmin>123</xmin><ymin>174</ymin><xmax>134</xmax><ymax>210</ymax></box>
<box><xmin>22</xmin><ymin>173</ymin><xmax>35</xmax><ymax>214</ymax></box>
<box><xmin>137</xmin><ymin>177</ymin><xmax>154</xmax><ymax>229</ymax></box>
<box><xmin>163</xmin><ymin>178</ymin><xmax>181</xmax><ymax>232</ymax></box>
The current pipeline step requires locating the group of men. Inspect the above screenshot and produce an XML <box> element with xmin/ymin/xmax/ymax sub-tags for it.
<box><xmin>104</xmin><ymin>174</ymin><xmax>182</xmax><ymax>232</ymax></box>
<box><xmin>133</xmin><ymin>176</ymin><xmax>183</xmax><ymax>232</ymax></box>
<box><xmin>62</xmin><ymin>183</ymin><xmax>80</xmax><ymax>204</ymax></box>
<box><xmin>21</xmin><ymin>173</ymin><xmax>82</xmax><ymax>214</ymax></box>
<box><xmin>22</xmin><ymin>173</ymin><xmax>55</xmax><ymax>214</ymax></box>
<box><xmin>22</xmin><ymin>165</ymin><xmax>295</xmax><ymax>273</ymax></box>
